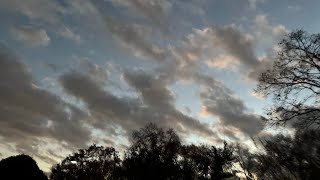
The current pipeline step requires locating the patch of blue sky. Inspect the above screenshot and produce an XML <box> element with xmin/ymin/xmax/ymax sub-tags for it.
<box><xmin>169</xmin><ymin>81</ymin><xmax>201</xmax><ymax>115</ymax></box>
<box><xmin>259</xmin><ymin>0</ymin><xmax>320</xmax><ymax>33</ymax></box>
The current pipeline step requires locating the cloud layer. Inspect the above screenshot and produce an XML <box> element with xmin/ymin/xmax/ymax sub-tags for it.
<box><xmin>0</xmin><ymin>45</ymin><xmax>90</xmax><ymax>156</ymax></box>
<box><xmin>0</xmin><ymin>0</ymin><xmax>297</xmax><ymax>172</ymax></box>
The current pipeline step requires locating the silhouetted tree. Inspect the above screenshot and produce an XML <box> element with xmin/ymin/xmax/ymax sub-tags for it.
<box><xmin>122</xmin><ymin>123</ymin><xmax>181</xmax><ymax>180</ymax></box>
<box><xmin>180</xmin><ymin>142</ymin><xmax>236</xmax><ymax>180</ymax></box>
<box><xmin>234</xmin><ymin>144</ymin><xmax>255</xmax><ymax>180</ymax></box>
<box><xmin>50</xmin><ymin>144</ymin><xmax>121</xmax><ymax>180</ymax></box>
<box><xmin>241</xmin><ymin>129</ymin><xmax>320</xmax><ymax>180</ymax></box>
<box><xmin>256</xmin><ymin>29</ymin><xmax>320</xmax><ymax>128</ymax></box>
<box><xmin>49</xmin><ymin>124</ymin><xmax>243</xmax><ymax>180</ymax></box>
<box><xmin>0</xmin><ymin>154</ymin><xmax>48</xmax><ymax>180</ymax></box>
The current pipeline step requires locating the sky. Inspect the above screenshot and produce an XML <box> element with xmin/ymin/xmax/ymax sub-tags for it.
<box><xmin>1</xmin><ymin>0</ymin><xmax>320</xmax><ymax>172</ymax></box>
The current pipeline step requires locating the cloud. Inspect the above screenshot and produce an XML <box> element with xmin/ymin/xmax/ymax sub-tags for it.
<box><xmin>167</xmin><ymin>28</ymin><xmax>218</xmax><ymax>76</ymax></box>
<box><xmin>211</xmin><ymin>26</ymin><xmax>259</xmax><ymax>68</ymax></box>
<box><xmin>108</xmin><ymin>23</ymin><xmax>167</xmax><ymax>61</ymax></box>
<box><xmin>173</xmin><ymin>25</ymin><xmax>282</xmax><ymax>82</ymax></box>
<box><xmin>122</xmin><ymin>70</ymin><xmax>173</xmax><ymax>109</ymax></box>
<box><xmin>59</xmin><ymin>27</ymin><xmax>81</xmax><ymax>43</ymax></box>
<box><xmin>243</xmin><ymin>15</ymin><xmax>287</xmax><ymax>81</ymax></box>
<box><xmin>247</xmin><ymin>55</ymin><xmax>275</xmax><ymax>81</ymax></box>
<box><xmin>0</xmin><ymin>44</ymin><xmax>91</xmax><ymax>155</ymax></box>
<box><xmin>0</xmin><ymin>0</ymin><xmax>291</xmax><ymax>172</ymax></box>
<box><xmin>288</xmin><ymin>4</ymin><xmax>301</xmax><ymax>12</ymax></box>
<box><xmin>0</xmin><ymin>0</ymin><xmax>65</xmax><ymax>24</ymax></box>
<box><xmin>194</xmin><ymin>74</ymin><xmax>264</xmax><ymax>136</ymax></box>
<box><xmin>176</xmin><ymin>0</ymin><xmax>206</xmax><ymax>17</ymax></box>
<box><xmin>69</xmin><ymin>0</ymin><xmax>167</xmax><ymax>61</ymax></box>
<box><xmin>2</xmin><ymin>0</ymin><xmax>167</xmax><ymax>60</ymax></box>
<box><xmin>248</xmin><ymin>0</ymin><xmax>262</xmax><ymax>9</ymax></box>
<box><xmin>206</xmin><ymin>55</ymin><xmax>238</xmax><ymax>69</ymax></box>
<box><xmin>58</xmin><ymin>68</ymin><xmax>214</xmax><ymax>139</ymax></box>
<box><xmin>170</xmin><ymin>26</ymin><xmax>259</xmax><ymax>71</ymax></box>
<box><xmin>122</xmin><ymin>69</ymin><xmax>215</xmax><ymax>136</ymax></box>
<box><xmin>167</xmin><ymin>26</ymin><xmax>260</xmax><ymax>84</ymax></box>
<box><xmin>11</xmin><ymin>25</ymin><xmax>50</xmax><ymax>47</ymax></box>
<box><xmin>254</xmin><ymin>15</ymin><xmax>288</xmax><ymax>45</ymax></box>
<box><xmin>108</xmin><ymin>0</ymin><xmax>172</xmax><ymax>33</ymax></box>
<box><xmin>200</xmin><ymin>89</ymin><xmax>264</xmax><ymax>136</ymax></box>
<box><xmin>156</xmin><ymin>46</ymin><xmax>265</xmax><ymax>137</ymax></box>
<box><xmin>141</xmin><ymin>26</ymin><xmax>265</xmax><ymax>138</ymax></box>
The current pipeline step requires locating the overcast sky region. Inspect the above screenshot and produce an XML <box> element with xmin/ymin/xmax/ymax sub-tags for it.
<box><xmin>1</xmin><ymin>0</ymin><xmax>320</xmax><ymax>172</ymax></box>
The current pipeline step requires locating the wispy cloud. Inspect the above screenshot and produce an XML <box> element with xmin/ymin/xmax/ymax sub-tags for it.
<box><xmin>11</xmin><ymin>25</ymin><xmax>50</xmax><ymax>47</ymax></box>
<box><xmin>59</xmin><ymin>27</ymin><xmax>81</xmax><ymax>44</ymax></box>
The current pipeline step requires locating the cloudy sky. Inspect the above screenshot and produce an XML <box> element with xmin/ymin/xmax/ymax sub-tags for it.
<box><xmin>1</xmin><ymin>0</ymin><xmax>320</xmax><ymax>172</ymax></box>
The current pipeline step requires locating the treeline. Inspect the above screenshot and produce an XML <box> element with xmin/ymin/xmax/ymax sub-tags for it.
<box><xmin>0</xmin><ymin>154</ymin><xmax>47</xmax><ymax>180</ymax></box>
<box><xmin>1</xmin><ymin>124</ymin><xmax>320</xmax><ymax>180</ymax></box>
<box><xmin>48</xmin><ymin>124</ymin><xmax>320</xmax><ymax>180</ymax></box>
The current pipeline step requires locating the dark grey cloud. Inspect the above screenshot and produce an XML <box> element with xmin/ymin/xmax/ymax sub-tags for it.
<box><xmin>59</xmin><ymin>68</ymin><xmax>214</xmax><ymax>138</ymax></box>
<box><xmin>166</xmin><ymin>26</ymin><xmax>259</xmax><ymax>74</ymax></box>
<box><xmin>211</xmin><ymin>23</ymin><xmax>286</xmax><ymax>81</ymax></box>
<box><xmin>123</xmin><ymin>70</ymin><xmax>173</xmax><ymax>109</ymax></box>
<box><xmin>212</xmin><ymin>26</ymin><xmax>259</xmax><ymax>68</ymax></box>
<box><xmin>77</xmin><ymin>59</ymin><xmax>109</xmax><ymax>83</ymax></box>
<box><xmin>122</xmin><ymin>69</ymin><xmax>214</xmax><ymax>136</ymax></box>
<box><xmin>194</xmin><ymin>74</ymin><xmax>264</xmax><ymax>136</ymax></box>
<box><xmin>108</xmin><ymin>22</ymin><xmax>167</xmax><ymax>61</ymax></box>
<box><xmin>170</xmin><ymin>25</ymin><xmax>279</xmax><ymax>82</ymax></box>
<box><xmin>11</xmin><ymin>25</ymin><xmax>50</xmax><ymax>47</ymax></box>
<box><xmin>59</xmin><ymin>71</ymin><xmax>138</xmax><ymax>129</ymax></box>
<box><xmin>0</xmin><ymin>44</ymin><xmax>90</xmax><ymax>151</ymax></box>
<box><xmin>69</xmin><ymin>0</ymin><xmax>167</xmax><ymax>61</ymax></box>
<box><xmin>247</xmin><ymin>55</ymin><xmax>274</xmax><ymax>80</ymax></box>
<box><xmin>109</xmin><ymin>0</ymin><xmax>172</xmax><ymax>33</ymax></box>
<box><xmin>43</xmin><ymin>63</ymin><xmax>60</xmax><ymax>72</ymax></box>
<box><xmin>2</xmin><ymin>0</ymin><xmax>167</xmax><ymax>60</ymax></box>
<box><xmin>158</xmin><ymin>63</ymin><xmax>264</xmax><ymax>138</ymax></box>
<box><xmin>0</xmin><ymin>0</ymin><xmax>66</xmax><ymax>24</ymax></box>
<box><xmin>145</xmin><ymin>27</ymin><xmax>266</xmax><ymax>138</ymax></box>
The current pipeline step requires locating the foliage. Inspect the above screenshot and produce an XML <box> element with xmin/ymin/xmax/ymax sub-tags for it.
<box><xmin>50</xmin><ymin>145</ymin><xmax>121</xmax><ymax>180</ymax></box>
<box><xmin>234</xmin><ymin>144</ymin><xmax>256</xmax><ymax>180</ymax></box>
<box><xmin>49</xmin><ymin>124</ymin><xmax>238</xmax><ymax>180</ymax></box>
<box><xmin>180</xmin><ymin>142</ymin><xmax>236</xmax><ymax>180</ymax></box>
<box><xmin>122</xmin><ymin>124</ymin><xmax>181</xmax><ymax>180</ymax></box>
<box><xmin>0</xmin><ymin>154</ymin><xmax>48</xmax><ymax>180</ymax></box>
<box><xmin>236</xmin><ymin>129</ymin><xmax>320</xmax><ymax>180</ymax></box>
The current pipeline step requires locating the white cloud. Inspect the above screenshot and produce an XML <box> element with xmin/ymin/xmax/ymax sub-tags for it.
<box><xmin>288</xmin><ymin>4</ymin><xmax>301</xmax><ymax>11</ymax></box>
<box><xmin>254</xmin><ymin>15</ymin><xmax>288</xmax><ymax>44</ymax></box>
<box><xmin>59</xmin><ymin>27</ymin><xmax>81</xmax><ymax>44</ymax></box>
<box><xmin>248</xmin><ymin>0</ymin><xmax>264</xmax><ymax>9</ymax></box>
<box><xmin>206</xmin><ymin>55</ymin><xmax>238</xmax><ymax>69</ymax></box>
<box><xmin>11</xmin><ymin>25</ymin><xmax>50</xmax><ymax>47</ymax></box>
